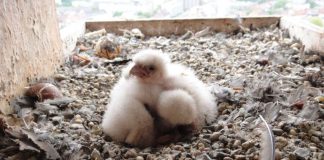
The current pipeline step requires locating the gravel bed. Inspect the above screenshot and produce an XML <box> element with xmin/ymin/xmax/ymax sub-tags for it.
<box><xmin>7</xmin><ymin>26</ymin><xmax>324</xmax><ymax>160</ymax></box>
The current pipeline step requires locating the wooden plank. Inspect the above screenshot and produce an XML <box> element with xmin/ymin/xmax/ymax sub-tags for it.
<box><xmin>280</xmin><ymin>17</ymin><xmax>324</xmax><ymax>52</ymax></box>
<box><xmin>86</xmin><ymin>17</ymin><xmax>280</xmax><ymax>36</ymax></box>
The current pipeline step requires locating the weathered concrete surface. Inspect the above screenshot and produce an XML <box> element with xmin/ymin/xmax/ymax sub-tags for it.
<box><xmin>281</xmin><ymin>17</ymin><xmax>324</xmax><ymax>52</ymax></box>
<box><xmin>0</xmin><ymin>1</ymin><xmax>62</xmax><ymax>114</ymax></box>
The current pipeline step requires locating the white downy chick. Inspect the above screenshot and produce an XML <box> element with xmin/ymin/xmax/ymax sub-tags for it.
<box><xmin>156</xmin><ymin>61</ymin><xmax>217</xmax><ymax>130</ymax></box>
<box><xmin>157</xmin><ymin>89</ymin><xmax>198</xmax><ymax>125</ymax></box>
<box><xmin>102</xmin><ymin>49</ymin><xmax>170</xmax><ymax>147</ymax></box>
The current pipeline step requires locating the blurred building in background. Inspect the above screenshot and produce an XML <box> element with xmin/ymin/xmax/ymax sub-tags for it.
<box><xmin>56</xmin><ymin>0</ymin><xmax>324</xmax><ymax>29</ymax></box>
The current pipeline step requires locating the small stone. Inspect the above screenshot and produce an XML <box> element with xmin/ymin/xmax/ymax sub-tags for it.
<box><xmin>142</xmin><ymin>147</ymin><xmax>152</xmax><ymax>153</ymax></box>
<box><xmin>212</xmin><ymin>143</ymin><xmax>220</xmax><ymax>149</ymax></box>
<box><xmin>234</xmin><ymin>155</ymin><xmax>246</xmax><ymax>160</ymax></box>
<box><xmin>309</xmin><ymin>130</ymin><xmax>322</xmax><ymax>137</ymax></box>
<box><xmin>173</xmin><ymin>145</ymin><xmax>185</xmax><ymax>151</ymax></box>
<box><xmin>52</xmin><ymin>116</ymin><xmax>63</xmax><ymax>124</ymax></box>
<box><xmin>74</xmin><ymin>114</ymin><xmax>81</xmax><ymax>119</ymax></box>
<box><xmin>272</xmin><ymin>128</ymin><xmax>283</xmax><ymax>136</ymax></box>
<box><xmin>290</xmin><ymin>43</ymin><xmax>301</xmax><ymax>49</ymax></box>
<box><xmin>218</xmin><ymin>135</ymin><xmax>228</xmax><ymax>145</ymax></box>
<box><xmin>209</xmin><ymin>151</ymin><xmax>230</xmax><ymax>159</ymax></box>
<box><xmin>197</xmin><ymin>143</ymin><xmax>205</xmax><ymax>150</ymax></box>
<box><xmin>315</xmin><ymin>96</ymin><xmax>324</xmax><ymax>103</ymax></box>
<box><xmin>74</xmin><ymin>117</ymin><xmax>83</xmax><ymax>124</ymax></box>
<box><xmin>70</xmin><ymin>123</ymin><xmax>84</xmax><ymax>129</ymax></box>
<box><xmin>242</xmin><ymin>140</ymin><xmax>254</xmax><ymax>150</ymax></box>
<box><xmin>233</xmin><ymin>140</ymin><xmax>241</xmax><ymax>148</ymax></box>
<box><xmin>276</xmin><ymin>136</ymin><xmax>288</xmax><ymax>149</ymax></box>
<box><xmin>90</xmin><ymin>148</ymin><xmax>102</xmax><ymax>160</ymax></box>
<box><xmin>314</xmin><ymin>152</ymin><xmax>324</xmax><ymax>160</ymax></box>
<box><xmin>136</xmin><ymin>156</ymin><xmax>144</xmax><ymax>160</ymax></box>
<box><xmin>289</xmin><ymin>128</ymin><xmax>297</xmax><ymax>136</ymax></box>
<box><xmin>210</xmin><ymin>132</ymin><xmax>221</xmax><ymax>142</ymax></box>
<box><xmin>310</xmin><ymin>136</ymin><xmax>320</xmax><ymax>143</ymax></box>
<box><xmin>146</xmin><ymin>154</ymin><xmax>155</xmax><ymax>160</ymax></box>
<box><xmin>196</xmin><ymin>153</ymin><xmax>212</xmax><ymax>160</ymax></box>
<box><xmin>275</xmin><ymin>150</ymin><xmax>282</xmax><ymax>160</ymax></box>
<box><xmin>54</xmin><ymin>74</ymin><xmax>68</xmax><ymax>81</ymax></box>
<box><xmin>125</xmin><ymin>148</ymin><xmax>137</xmax><ymax>158</ymax></box>
<box><xmin>88</xmin><ymin>121</ymin><xmax>94</xmax><ymax>127</ymax></box>
<box><xmin>294</xmin><ymin>147</ymin><xmax>310</xmax><ymax>160</ymax></box>
<box><xmin>309</xmin><ymin>146</ymin><xmax>317</xmax><ymax>152</ymax></box>
<box><xmin>191</xmin><ymin>150</ymin><xmax>202</xmax><ymax>157</ymax></box>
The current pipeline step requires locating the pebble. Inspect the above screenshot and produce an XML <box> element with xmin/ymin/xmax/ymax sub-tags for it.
<box><xmin>233</xmin><ymin>140</ymin><xmax>241</xmax><ymax>148</ymax></box>
<box><xmin>310</xmin><ymin>136</ymin><xmax>320</xmax><ymax>143</ymax></box>
<box><xmin>218</xmin><ymin>135</ymin><xmax>228</xmax><ymax>145</ymax></box>
<box><xmin>70</xmin><ymin>123</ymin><xmax>84</xmax><ymax>129</ymax></box>
<box><xmin>51</xmin><ymin>116</ymin><xmax>63</xmax><ymax>124</ymax></box>
<box><xmin>173</xmin><ymin>145</ymin><xmax>185</xmax><ymax>152</ymax></box>
<box><xmin>275</xmin><ymin>150</ymin><xmax>282</xmax><ymax>160</ymax></box>
<box><xmin>234</xmin><ymin>155</ymin><xmax>246</xmax><ymax>160</ymax></box>
<box><xmin>272</xmin><ymin>128</ymin><xmax>283</xmax><ymax>136</ymax></box>
<box><xmin>209</xmin><ymin>151</ymin><xmax>230</xmax><ymax>159</ymax></box>
<box><xmin>289</xmin><ymin>128</ymin><xmax>297</xmax><ymax>136</ymax></box>
<box><xmin>196</xmin><ymin>153</ymin><xmax>212</xmax><ymax>160</ymax></box>
<box><xmin>276</xmin><ymin>136</ymin><xmax>288</xmax><ymax>149</ymax></box>
<box><xmin>136</xmin><ymin>156</ymin><xmax>144</xmax><ymax>160</ymax></box>
<box><xmin>210</xmin><ymin>132</ymin><xmax>221</xmax><ymax>142</ymax></box>
<box><xmin>309</xmin><ymin>130</ymin><xmax>322</xmax><ymax>137</ymax></box>
<box><xmin>294</xmin><ymin>147</ymin><xmax>310</xmax><ymax>160</ymax></box>
<box><xmin>54</xmin><ymin>74</ymin><xmax>68</xmax><ymax>81</ymax></box>
<box><xmin>125</xmin><ymin>149</ymin><xmax>138</xmax><ymax>158</ymax></box>
<box><xmin>242</xmin><ymin>140</ymin><xmax>254</xmax><ymax>150</ymax></box>
<box><xmin>14</xmin><ymin>27</ymin><xmax>322</xmax><ymax>160</ymax></box>
<box><xmin>90</xmin><ymin>148</ymin><xmax>103</xmax><ymax>160</ymax></box>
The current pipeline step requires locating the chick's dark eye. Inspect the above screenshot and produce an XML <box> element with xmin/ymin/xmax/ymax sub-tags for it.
<box><xmin>148</xmin><ymin>65</ymin><xmax>155</xmax><ymax>71</ymax></box>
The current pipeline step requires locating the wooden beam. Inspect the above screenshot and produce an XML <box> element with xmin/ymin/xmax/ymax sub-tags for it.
<box><xmin>86</xmin><ymin>17</ymin><xmax>280</xmax><ymax>36</ymax></box>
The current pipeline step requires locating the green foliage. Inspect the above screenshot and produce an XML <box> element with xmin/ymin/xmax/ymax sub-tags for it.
<box><xmin>113</xmin><ymin>11</ymin><xmax>123</xmax><ymax>17</ymax></box>
<box><xmin>267</xmin><ymin>0</ymin><xmax>288</xmax><ymax>15</ymax></box>
<box><xmin>61</xmin><ymin>0</ymin><xmax>72</xmax><ymax>7</ymax></box>
<box><xmin>237</xmin><ymin>0</ymin><xmax>267</xmax><ymax>3</ymax></box>
<box><xmin>310</xmin><ymin>17</ymin><xmax>323</xmax><ymax>27</ymax></box>
<box><xmin>137</xmin><ymin>5</ymin><xmax>161</xmax><ymax>19</ymax></box>
<box><xmin>137</xmin><ymin>11</ymin><xmax>152</xmax><ymax>18</ymax></box>
<box><xmin>307</xmin><ymin>0</ymin><xmax>317</xmax><ymax>8</ymax></box>
<box><xmin>273</xmin><ymin>0</ymin><xmax>288</xmax><ymax>9</ymax></box>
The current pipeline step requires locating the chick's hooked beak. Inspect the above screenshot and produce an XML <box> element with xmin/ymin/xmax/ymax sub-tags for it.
<box><xmin>130</xmin><ymin>64</ymin><xmax>150</xmax><ymax>78</ymax></box>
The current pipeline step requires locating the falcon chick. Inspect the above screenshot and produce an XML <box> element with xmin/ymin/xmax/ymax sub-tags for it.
<box><xmin>101</xmin><ymin>49</ymin><xmax>169</xmax><ymax>147</ymax></box>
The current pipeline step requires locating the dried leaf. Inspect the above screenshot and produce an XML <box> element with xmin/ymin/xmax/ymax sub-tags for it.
<box><xmin>13</xmin><ymin>139</ymin><xmax>40</xmax><ymax>152</ymax></box>
<box><xmin>290</xmin><ymin>100</ymin><xmax>304</xmax><ymax>109</ymax></box>
<box><xmin>95</xmin><ymin>37</ymin><xmax>121</xmax><ymax>60</ymax></box>
<box><xmin>6</xmin><ymin>152</ymin><xmax>39</xmax><ymax>160</ymax></box>
<box><xmin>297</xmin><ymin>102</ymin><xmax>319</xmax><ymax>120</ymax></box>
<box><xmin>210</xmin><ymin>84</ymin><xmax>234</xmax><ymax>102</ymax></box>
<box><xmin>263</xmin><ymin>102</ymin><xmax>281</xmax><ymax>122</ymax></box>
<box><xmin>21</xmin><ymin>129</ymin><xmax>61</xmax><ymax>160</ymax></box>
<box><xmin>43</xmin><ymin>97</ymin><xmax>76</xmax><ymax>108</ymax></box>
<box><xmin>70</xmin><ymin>54</ymin><xmax>91</xmax><ymax>66</ymax></box>
<box><xmin>34</xmin><ymin>102</ymin><xmax>59</xmax><ymax>115</ymax></box>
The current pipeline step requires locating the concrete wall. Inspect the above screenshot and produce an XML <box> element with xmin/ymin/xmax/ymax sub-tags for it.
<box><xmin>0</xmin><ymin>1</ymin><xmax>62</xmax><ymax>114</ymax></box>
